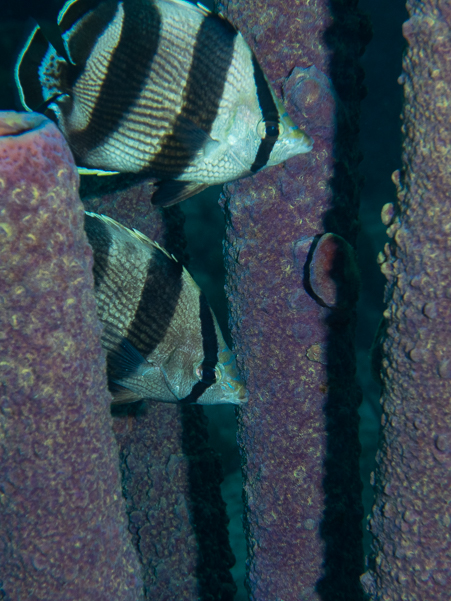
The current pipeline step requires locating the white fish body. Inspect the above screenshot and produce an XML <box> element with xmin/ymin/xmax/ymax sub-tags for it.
<box><xmin>16</xmin><ymin>0</ymin><xmax>313</xmax><ymax>205</ymax></box>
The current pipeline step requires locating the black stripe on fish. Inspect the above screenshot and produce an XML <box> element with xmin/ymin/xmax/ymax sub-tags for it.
<box><xmin>198</xmin><ymin>292</ymin><xmax>219</xmax><ymax>371</ymax></box>
<box><xmin>116</xmin><ymin>247</ymin><xmax>183</xmax><ymax>359</ymax></box>
<box><xmin>145</xmin><ymin>13</ymin><xmax>236</xmax><ymax>176</ymax></box>
<box><xmin>59</xmin><ymin>0</ymin><xmax>113</xmax><ymax>34</ymax></box>
<box><xmin>84</xmin><ymin>212</ymin><xmax>113</xmax><ymax>288</ymax></box>
<box><xmin>250</xmin><ymin>53</ymin><xmax>280</xmax><ymax>173</ymax></box>
<box><xmin>180</xmin><ymin>292</ymin><xmax>219</xmax><ymax>404</ymax></box>
<box><xmin>62</xmin><ymin>0</ymin><xmax>120</xmax><ymax>75</ymax></box>
<box><xmin>70</xmin><ymin>0</ymin><xmax>161</xmax><ymax>160</ymax></box>
<box><xmin>179</xmin><ymin>379</ymin><xmax>209</xmax><ymax>404</ymax></box>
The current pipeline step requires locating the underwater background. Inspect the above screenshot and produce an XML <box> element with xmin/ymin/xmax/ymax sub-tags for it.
<box><xmin>0</xmin><ymin>0</ymin><xmax>408</xmax><ymax>598</ymax></box>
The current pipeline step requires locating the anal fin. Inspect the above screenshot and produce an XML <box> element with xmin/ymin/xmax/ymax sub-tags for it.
<box><xmin>151</xmin><ymin>180</ymin><xmax>209</xmax><ymax>207</ymax></box>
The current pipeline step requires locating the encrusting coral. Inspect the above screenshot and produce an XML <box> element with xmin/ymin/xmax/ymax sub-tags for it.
<box><xmin>217</xmin><ymin>0</ymin><xmax>369</xmax><ymax>599</ymax></box>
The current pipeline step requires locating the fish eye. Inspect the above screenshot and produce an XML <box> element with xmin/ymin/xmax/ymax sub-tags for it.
<box><xmin>196</xmin><ymin>365</ymin><xmax>218</xmax><ymax>384</ymax></box>
<box><xmin>256</xmin><ymin>120</ymin><xmax>283</xmax><ymax>140</ymax></box>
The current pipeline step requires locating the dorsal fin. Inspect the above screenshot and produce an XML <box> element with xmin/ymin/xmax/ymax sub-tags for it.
<box><xmin>15</xmin><ymin>25</ymin><xmax>50</xmax><ymax>112</ymax></box>
<box><xmin>58</xmin><ymin>0</ymin><xmax>120</xmax><ymax>70</ymax></box>
<box><xmin>58</xmin><ymin>0</ymin><xmax>112</xmax><ymax>33</ymax></box>
<box><xmin>37</xmin><ymin>18</ymin><xmax>73</xmax><ymax>64</ymax></box>
<box><xmin>84</xmin><ymin>211</ymin><xmax>177</xmax><ymax>262</ymax></box>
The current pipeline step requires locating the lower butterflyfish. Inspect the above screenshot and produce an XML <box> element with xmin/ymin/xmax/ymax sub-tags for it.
<box><xmin>84</xmin><ymin>211</ymin><xmax>247</xmax><ymax>405</ymax></box>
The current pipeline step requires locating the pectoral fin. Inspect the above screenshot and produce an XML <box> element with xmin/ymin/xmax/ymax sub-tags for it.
<box><xmin>102</xmin><ymin>325</ymin><xmax>149</xmax><ymax>379</ymax></box>
<box><xmin>108</xmin><ymin>382</ymin><xmax>143</xmax><ymax>404</ymax></box>
<box><xmin>151</xmin><ymin>180</ymin><xmax>209</xmax><ymax>207</ymax></box>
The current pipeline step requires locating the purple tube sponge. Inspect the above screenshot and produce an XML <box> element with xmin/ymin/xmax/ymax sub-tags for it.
<box><xmin>217</xmin><ymin>1</ymin><xmax>369</xmax><ymax>599</ymax></box>
<box><xmin>0</xmin><ymin>111</ymin><xmax>143</xmax><ymax>601</ymax></box>
<box><xmin>112</xmin><ymin>403</ymin><xmax>236</xmax><ymax>601</ymax></box>
<box><xmin>361</xmin><ymin>2</ymin><xmax>451</xmax><ymax>598</ymax></box>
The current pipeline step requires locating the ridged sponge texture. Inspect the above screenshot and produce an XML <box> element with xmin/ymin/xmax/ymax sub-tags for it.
<box><xmin>0</xmin><ymin>111</ymin><xmax>143</xmax><ymax>601</ymax></box>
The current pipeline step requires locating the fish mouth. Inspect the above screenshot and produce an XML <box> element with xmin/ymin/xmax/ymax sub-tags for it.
<box><xmin>289</xmin><ymin>129</ymin><xmax>314</xmax><ymax>152</ymax></box>
<box><xmin>223</xmin><ymin>384</ymin><xmax>248</xmax><ymax>405</ymax></box>
<box><xmin>303</xmin><ymin>133</ymin><xmax>314</xmax><ymax>152</ymax></box>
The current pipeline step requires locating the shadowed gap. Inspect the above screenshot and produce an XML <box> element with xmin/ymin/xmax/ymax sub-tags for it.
<box><xmin>314</xmin><ymin>1</ymin><xmax>371</xmax><ymax>599</ymax></box>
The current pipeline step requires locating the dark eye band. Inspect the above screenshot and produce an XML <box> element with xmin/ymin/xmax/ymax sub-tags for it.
<box><xmin>200</xmin><ymin>365</ymin><xmax>216</xmax><ymax>384</ymax></box>
<box><xmin>265</xmin><ymin>123</ymin><xmax>279</xmax><ymax>138</ymax></box>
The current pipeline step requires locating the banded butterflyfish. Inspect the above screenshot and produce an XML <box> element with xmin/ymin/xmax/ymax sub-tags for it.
<box><xmin>84</xmin><ymin>211</ymin><xmax>247</xmax><ymax>405</ymax></box>
<box><xmin>15</xmin><ymin>0</ymin><xmax>313</xmax><ymax>206</ymax></box>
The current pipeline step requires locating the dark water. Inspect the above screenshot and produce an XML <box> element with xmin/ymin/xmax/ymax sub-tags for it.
<box><xmin>355</xmin><ymin>0</ymin><xmax>407</xmax><ymax>558</ymax></box>
<box><xmin>0</xmin><ymin>0</ymin><xmax>408</xmax><ymax>598</ymax></box>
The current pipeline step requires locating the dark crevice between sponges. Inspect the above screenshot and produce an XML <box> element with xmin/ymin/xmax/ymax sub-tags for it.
<box><xmin>316</xmin><ymin>1</ymin><xmax>372</xmax><ymax>600</ymax></box>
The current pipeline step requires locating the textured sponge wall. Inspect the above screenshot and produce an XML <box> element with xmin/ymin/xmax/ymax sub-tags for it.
<box><xmin>0</xmin><ymin>111</ymin><xmax>143</xmax><ymax>601</ymax></box>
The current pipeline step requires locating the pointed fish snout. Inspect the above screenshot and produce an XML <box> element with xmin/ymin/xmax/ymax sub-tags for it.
<box><xmin>227</xmin><ymin>383</ymin><xmax>248</xmax><ymax>405</ymax></box>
